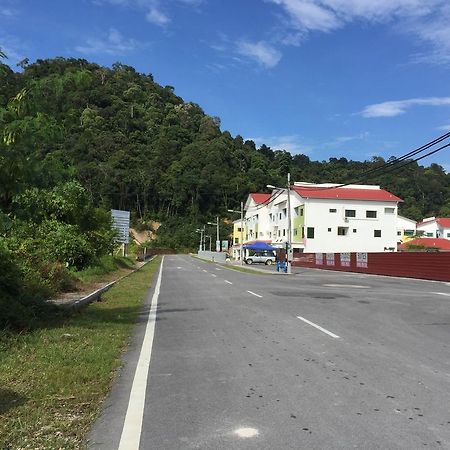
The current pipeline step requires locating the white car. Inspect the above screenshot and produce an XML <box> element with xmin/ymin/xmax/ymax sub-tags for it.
<box><xmin>245</xmin><ymin>251</ymin><xmax>276</xmax><ymax>265</ymax></box>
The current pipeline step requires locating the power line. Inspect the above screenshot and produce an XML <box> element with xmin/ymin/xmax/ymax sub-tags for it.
<box><xmin>298</xmin><ymin>131</ymin><xmax>450</xmax><ymax>191</ymax></box>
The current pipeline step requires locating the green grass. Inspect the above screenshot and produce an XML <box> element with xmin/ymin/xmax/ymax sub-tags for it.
<box><xmin>72</xmin><ymin>255</ymin><xmax>135</xmax><ymax>284</ymax></box>
<box><xmin>0</xmin><ymin>257</ymin><xmax>160</xmax><ymax>450</ymax></box>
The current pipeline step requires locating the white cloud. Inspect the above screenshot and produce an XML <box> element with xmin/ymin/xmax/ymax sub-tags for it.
<box><xmin>249</xmin><ymin>135</ymin><xmax>312</xmax><ymax>154</ymax></box>
<box><xmin>437</xmin><ymin>123</ymin><xmax>450</xmax><ymax>132</ymax></box>
<box><xmin>75</xmin><ymin>28</ymin><xmax>146</xmax><ymax>56</ymax></box>
<box><xmin>361</xmin><ymin>97</ymin><xmax>450</xmax><ymax>118</ymax></box>
<box><xmin>0</xmin><ymin>33</ymin><xmax>26</xmax><ymax>65</ymax></box>
<box><xmin>146</xmin><ymin>6</ymin><xmax>170</xmax><ymax>25</ymax></box>
<box><xmin>269</xmin><ymin>0</ymin><xmax>450</xmax><ymax>64</ymax></box>
<box><xmin>236</xmin><ymin>41</ymin><xmax>282</xmax><ymax>68</ymax></box>
<box><xmin>93</xmin><ymin>0</ymin><xmax>203</xmax><ymax>27</ymax></box>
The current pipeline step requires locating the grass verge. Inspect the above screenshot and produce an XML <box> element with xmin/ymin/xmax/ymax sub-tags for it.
<box><xmin>0</xmin><ymin>256</ymin><xmax>160</xmax><ymax>450</ymax></box>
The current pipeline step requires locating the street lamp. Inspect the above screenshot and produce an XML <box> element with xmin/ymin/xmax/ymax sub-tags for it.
<box><xmin>267</xmin><ymin>172</ymin><xmax>292</xmax><ymax>274</ymax></box>
<box><xmin>195</xmin><ymin>226</ymin><xmax>205</xmax><ymax>252</ymax></box>
<box><xmin>228</xmin><ymin>201</ymin><xmax>244</xmax><ymax>265</ymax></box>
<box><xmin>207</xmin><ymin>216</ymin><xmax>220</xmax><ymax>251</ymax></box>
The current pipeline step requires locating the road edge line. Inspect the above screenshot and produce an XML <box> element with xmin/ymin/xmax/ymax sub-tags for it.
<box><xmin>118</xmin><ymin>256</ymin><xmax>164</xmax><ymax>450</ymax></box>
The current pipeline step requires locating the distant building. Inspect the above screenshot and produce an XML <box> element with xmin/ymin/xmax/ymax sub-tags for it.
<box><xmin>397</xmin><ymin>215</ymin><xmax>417</xmax><ymax>243</ymax></box>
<box><xmin>416</xmin><ymin>217</ymin><xmax>450</xmax><ymax>239</ymax></box>
<box><xmin>231</xmin><ymin>182</ymin><xmax>403</xmax><ymax>255</ymax></box>
<box><xmin>399</xmin><ymin>237</ymin><xmax>450</xmax><ymax>251</ymax></box>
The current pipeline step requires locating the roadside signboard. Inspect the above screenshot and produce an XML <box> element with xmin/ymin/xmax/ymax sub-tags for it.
<box><xmin>356</xmin><ymin>252</ymin><xmax>368</xmax><ymax>268</ymax></box>
<box><xmin>216</xmin><ymin>240</ymin><xmax>221</xmax><ymax>252</ymax></box>
<box><xmin>111</xmin><ymin>209</ymin><xmax>130</xmax><ymax>244</ymax></box>
<box><xmin>326</xmin><ymin>253</ymin><xmax>335</xmax><ymax>266</ymax></box>
<box><xmin>221</xmin><ymin>240</ymin><xmax>229</xmax><ymax>252</ymax></box>
<box><xmin>315</xmin><ymin>253</ymin><xmax>323</xmax><ymax>265</ymax></box>
<box><xmin>340</xmin><ymin>252</ymin><xmax>351</xmax><ymax>267</ymax></box>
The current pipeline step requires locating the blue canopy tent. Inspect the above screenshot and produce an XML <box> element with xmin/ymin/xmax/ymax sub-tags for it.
<box><xmin>243</xmin><ymin>242</ymin><xmax>277</xmax><ymax>251</ymax></box>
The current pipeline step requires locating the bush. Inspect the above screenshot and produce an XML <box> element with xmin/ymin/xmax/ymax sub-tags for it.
<box><xmin>0</xmin><ymin>242</ymin><xmax>59</xmax><ymax>331</ymax></box>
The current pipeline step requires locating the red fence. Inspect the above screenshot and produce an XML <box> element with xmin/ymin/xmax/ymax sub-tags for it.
<box><xmin>292</xmin><ymin>252</ymin><xmax>450</xmax><ymax>282</ymax></box>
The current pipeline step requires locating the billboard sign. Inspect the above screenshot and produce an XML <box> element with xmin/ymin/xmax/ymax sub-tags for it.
<box><xmin>111</xmin><ymin>209</ymin><xmax>130</xmax><ymax>244</ymax></box>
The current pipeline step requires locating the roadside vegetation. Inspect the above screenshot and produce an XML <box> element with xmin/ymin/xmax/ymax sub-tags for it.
<box><xmin>0</xmin><ymin>256</ymin><xmax>160</xmax><ymax>450</ymax></box>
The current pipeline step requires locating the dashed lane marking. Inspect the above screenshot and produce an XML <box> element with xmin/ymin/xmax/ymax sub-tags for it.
<box><xmin>247</xmin><ymin>290</ymin><xmax>262</xmax><ymax>298</ymax></box>
<box><xmin>433</xmin><ymin>292</ymin><xmax>450</xmax><ymax>297</ymax></box>
<box><xmin>225</xmin><ymin>280</ymin><xmax>233</xmax><ymax>285</ymax></box>
<box><xmin>296</xmin><ymin>315</ymin><xmax>340</xmax><ymax>339</ymax></box>
<box><xmin>323</xmin><ymin>284</ymin><xmax>370</xmax><ymax>289</ymax></box>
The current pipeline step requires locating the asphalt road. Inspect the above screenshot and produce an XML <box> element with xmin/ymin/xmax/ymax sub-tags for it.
<box><xmin>89</xmin><ymin>255</ymin><xmax>450</xmax><ymax>450</ymax></box>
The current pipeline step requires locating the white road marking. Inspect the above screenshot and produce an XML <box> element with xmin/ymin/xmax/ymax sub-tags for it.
<box><xmin>433</xmin><ymin>292</ymin><xmax>450</xmax><ymax>297</ymax></box>
<box><xmin>324</xmin><ymin>284</ymin><xmax>369</xmax><ymax>289</ymax></box>
<box><xmin>225</xmin><ymin>280</ymin><xmax>233</xmax><ymax>285</ymax></box>
<box><xmin>202</xmin><ymin>269</ymin><xmax>207</xmax><ymax>273</ymax></box>
<box><xmin>211</xmin><ymin>274</ymin><xmax>217</xmax><ymax>277</ymax></box>
<box><xmin>118</xmin><ymin>257</ymin><xmax>164</xmax><ymax>450</ymax></box>
<box><xmin>176</xmin><ymin>267</ymin><xmax>182</xmax><ymax>269</ymax></box>
<box><xmin>215</xmin><ymin>268</ymin><xmax>222</xmax><ymax>271</ymax></box>
<box><xmin>296</xmin><ymin>315</ymin><xmax>340</xmax><ymax>339</ymax></box>
<box><xmin>247</xmin><ymin>290</ymin><xmax>262</xmax><ymax>298</ymax></box>
<box><xmin>234</xmin><ymin>427</ymin><xmax>259</xmax><ymax>438</ymax></box>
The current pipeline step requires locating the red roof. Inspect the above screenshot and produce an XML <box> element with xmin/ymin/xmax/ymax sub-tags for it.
<box><xmin>292</xmin><ymin>186</ymin><xmax>402</xmax><ymax>202</ymax></box>
<box><xmin>418</xmin><ymin>217</ymin><xmax>450</xmax><ymax>228</ymax></box>
<box><xmin>250</xmin><ymin>193</ymin><xmax>271</xmax><ymax>204</ymax></box>
<box><xmin>399</xmin><ymin>238</ymin><xmax>450</xmax><ymax>251</ymax></box>
<box><xmin>437</xmin><ymin>218</ymin><xmax>450</xmax><ymax>228</ymax></box>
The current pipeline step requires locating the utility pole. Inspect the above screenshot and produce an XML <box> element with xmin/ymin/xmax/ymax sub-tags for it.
<box><xmin>286</xmin><ymin>173</ymin><xmax>292</xmax><ymax>274</ymax></box>
<box><xmin>240</xmin><ymin>202</ymin><xmax>244</xmax><ymax>265</ymax></box>
<box><xmin>208</xmin><ymin>217</ymin><xmax>220</xmax><ymax>251</ymax></box>
<box><xmin>228</xmin><ymin>202</ymin><xmax>245</xmax><ymax>265</ymax></box>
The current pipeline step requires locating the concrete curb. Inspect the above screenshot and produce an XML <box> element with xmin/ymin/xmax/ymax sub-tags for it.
<box><xmin>63</xmin><ymin>255</ymin><xmax>157</xmax><ymax>310</ymax></box>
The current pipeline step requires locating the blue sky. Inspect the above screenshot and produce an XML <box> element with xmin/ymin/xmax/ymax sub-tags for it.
<box><xmin>2</xmin><ymin>0</ymin><xmax>450</xmax><ymax>170</ymax></box>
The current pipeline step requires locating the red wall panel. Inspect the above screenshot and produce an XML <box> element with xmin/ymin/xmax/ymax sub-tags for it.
<box><xmin>292</xmin><ymin>252</ymin><xmax>450</xmax><ymax>282</ymax></box>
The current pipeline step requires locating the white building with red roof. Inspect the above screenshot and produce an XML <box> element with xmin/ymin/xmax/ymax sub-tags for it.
<box><xmin>287</xmin><ymin>182</ymin><xmax>402</xmax><ymax>253</ymax></box>
<box><xmin>416</xmin><ymin>217</ymin><xmax>450</xmax><ymax>239</ymax></box>
<box><xmin>235</xmin><ymin>182</ymin><xmax>403</xmax><ymax>255</ymax></box>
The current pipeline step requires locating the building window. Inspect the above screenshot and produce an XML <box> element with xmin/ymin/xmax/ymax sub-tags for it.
<box><xmin>397</xmin><ymin>231</ymin><xmax>401</xmax><ymax>236</ymax></box>
<box><xmin>353</xmin><ymin>229</ymin><xmax>357</xmax><ymax>233</ymax></box>
<box><xmin>385</xmin><ymin>207</ymin><xmax>395</xmax><ymax>214</ymax></box>
<box><xmin>294</xmin><ymin>229</ymin><xmax>298</xmax><ymax>236</ymax></box>
<box><xmin>374</xmin><ymin>230</ymin><xmax>381</xmax><ymax>237</ymax></box>
<box><xmin>329</xmin><ymin>208</ymin><xmax>337</xmax><ymax>213</ymax></box>
<box><xmin>345</xmin><ymin>209</ymin><xmax>356</xmax><ymax>218</ymax></box>
<box><xmin>338</xmin><ymin>227</ymin><xmax>348</xmax><ymax>236</ymax></box>
<box><xmin>283</xmin><ymin>208</ymin><xmax>287</xmax><ymax>218</ymax></box>
<box><xmin>237</xmin><ymin>227</ymin><xmax>242</xmax><ymax>232</ymax></box>
<box><xmin>301</xmin><ymin>227</ymin><xmax>305</xmax><ymax>239</ymax></box>
<box><xmin>366</xmin><ymin>210</ymin><xmax>377</xmax><ymax>218</ymax></box>
<box><xmin>404</xmin><ymin>230</ymin><xmax>414</xmax><ymax>236</ymax></box>
<box><xmin>307</xmin><ymin>227</ymin><xmax>314</xmax><ymax>239</ymax></box>
<box><xmin>328</xmin><ymin>228</ymin><xmax>332</xmax><ymax>232</ymax></box>
<box><xmin>447</xmin><ymin>233</ymin><xmax>450</xmax><ymax>237</ymax></box>
<box><xmin>234</xmin><ymin>238</ymin><xmax>239</xmax><ymax>244</ymax></box>
<box><xmin>279</xmin><ymin>213</ymin><xmax>282</xmax><ymax>220</ymax></box>
<box><xmin>426</xmin><ymin>232</ymin><xmax>433</xmax><ymax>237</ymax></box>
<box><xmin>278</xmin><ymin>230</ymin><xmax>281</xmax><ymax>237</ymax></box>
<box><xmin>283</xmin><ymin>229</ymin><xmax>286</xmax><ymax>236</ymax></box>
<box><xmin>300</xmin><ymin>208</ymin><xmax>304</xmax><ymax>216</ymax></box>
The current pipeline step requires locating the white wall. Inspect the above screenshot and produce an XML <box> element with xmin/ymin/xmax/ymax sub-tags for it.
<box><xmin>302</xmin><ymin>198</ymin><xmax>398</xmax><ymax>252</ymax></box>
<box><xmin>417</xmin><ymin>221</ymin><xmax>438</xmax><ymax>237</ymax></box>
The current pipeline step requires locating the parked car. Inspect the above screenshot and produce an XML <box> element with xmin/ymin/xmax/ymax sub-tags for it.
<box><xmin>245</xmin><ymin>251</ymin><xmax>276</xmax><ymax>265</ymax></box>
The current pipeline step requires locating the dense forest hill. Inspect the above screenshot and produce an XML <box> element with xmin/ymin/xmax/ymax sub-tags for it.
<box><xmin>1</xmin><ymin>57</ymin><xmax>450</xmax><ymax>249</ymax></box>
